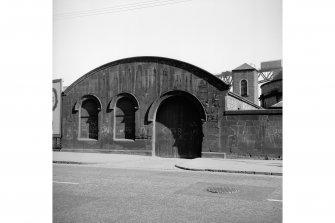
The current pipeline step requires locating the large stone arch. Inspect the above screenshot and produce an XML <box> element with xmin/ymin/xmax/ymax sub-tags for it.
<box><xmin>151</xmin><ymin>90</ymin><xmax>207</xmax><ymax>158</ymax></box>
<box><xmin>74</xmin><ymin>94</ymin><xmax>102</xmax><ymax>112</ymax></box>
<box><xmin>148</xmin><ymin>90</ymin><xmax>207</xmax><ymax>122</ymax></box>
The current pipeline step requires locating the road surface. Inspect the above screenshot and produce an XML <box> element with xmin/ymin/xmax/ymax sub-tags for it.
<box><xmin>53</xmin><ymin>164</ymin><xmax>282</xmax><ymax>223</ymax></box>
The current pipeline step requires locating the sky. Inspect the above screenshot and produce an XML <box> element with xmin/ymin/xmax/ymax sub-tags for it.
<box><xmin>53</xmin><ymin>0</ymin><xmax>282</xmax><ymax>87</ymax></box>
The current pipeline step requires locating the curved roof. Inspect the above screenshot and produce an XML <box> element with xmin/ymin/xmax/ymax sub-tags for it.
<box><xmin>64</xmin><ymin>56</ymin><xmax>229</xmax><ymax>94</ymax></box>
<box><xmin>260</xmin><ymin>70</ymin><xmax>283</xmax><ymax>88</ymax></box>
<box><xmin>272</xmin><ymin>70</ymin><xmax>282</xmax><ymax>81</ymax></box>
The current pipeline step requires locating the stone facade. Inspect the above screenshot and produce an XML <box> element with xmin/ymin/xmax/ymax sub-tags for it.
<box><xmin>59</xmin><ymin>57</ymin><xmax>282</xmax><ymax>159</ymax></box>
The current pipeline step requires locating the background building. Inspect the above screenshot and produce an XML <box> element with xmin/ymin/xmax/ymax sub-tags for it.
<box><xmin>231</xmin><ymin>63</ymin><xmax>259</xmax><ymax>105</ymax></box>
<box><xmin>216</xmin><ymin>60</ymin><xmax>283</xmax><ymax>108</ymax></box>
<box><xmin>259</xmin><ymin>70</ymin><xmax>283</xmax><ymax>108</ymax></box>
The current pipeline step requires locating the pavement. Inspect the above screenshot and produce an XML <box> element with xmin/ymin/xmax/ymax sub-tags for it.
<box><xmin>53</xmin><ymin>151</ymin><xmax>282</xmax><ymax>176</ymax></box>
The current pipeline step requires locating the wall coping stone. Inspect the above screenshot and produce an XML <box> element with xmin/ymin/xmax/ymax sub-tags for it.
<box><xmin>224</xmin><ymin>109</ymin><xmax>282</xmax><ymax>115</ymax></box>
<box><xmin>227</xmin><ymin>91</ymin><xmax>263</xmax><ymax>109</ymax></box>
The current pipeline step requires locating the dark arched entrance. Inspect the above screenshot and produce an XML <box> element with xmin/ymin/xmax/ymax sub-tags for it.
<box><xmin>155</xmin><ymin>95</ymin><xmax>204</xmax><ymax>158</ymax></box>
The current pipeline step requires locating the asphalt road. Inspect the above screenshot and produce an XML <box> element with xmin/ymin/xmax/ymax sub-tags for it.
<box><xmin>53</xmin><ymin>164</ymin><xmax>282</xmax><ymax>223</ymax></box>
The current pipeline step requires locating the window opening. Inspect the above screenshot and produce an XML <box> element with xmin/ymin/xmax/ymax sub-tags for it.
<box><xmin>241</xmin><ymin>80</ymin><xmax>248</xmax><ymax>97</ymax></box>
<box><xmin>80</xmin><ymin>99</ymin><xmax>99</xmax><ymax>140</ymax></box>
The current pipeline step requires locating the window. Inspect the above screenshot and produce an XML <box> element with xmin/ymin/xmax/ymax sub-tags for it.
<box><xmin>80</xmin><ymin>98</ymin><xmax>99</xmax><ymax>140</ymax></box>
<box><xmin>241</xmin><ymin>80</ymin><xmax>248</xmax><ymax>97</ymax></box>
<box><xmin>114</xmin><ymin>94</ymin><xmax>138</xmax><ymax>140</ymax></box>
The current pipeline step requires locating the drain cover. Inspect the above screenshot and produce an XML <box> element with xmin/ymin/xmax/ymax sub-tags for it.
<box><xmin>206</xmin><ymin>186</ymin><xmax>239</xmax><ymax>194</ymax></box>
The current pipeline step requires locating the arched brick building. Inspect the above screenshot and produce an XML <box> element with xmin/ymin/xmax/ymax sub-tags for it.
<box><xmin>61</xmin><ymin>56</ymin><xmax>282</xmax><ymax>159</ymax></box>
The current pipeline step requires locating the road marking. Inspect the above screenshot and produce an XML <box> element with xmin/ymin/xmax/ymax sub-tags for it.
<box><xmin>267</xmin><ymin>199</ymin><xmax>282</xmax><ymax>202</ymax></box>
<box><xmin>53</xmin><ymin>181</ymin><xmax>79</xmax><ymax>185</ymax></box>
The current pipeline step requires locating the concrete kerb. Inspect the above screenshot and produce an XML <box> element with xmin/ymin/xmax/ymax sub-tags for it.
<box><xmin>53</xmin><ymin>161</ymin><xmax>98</xmax><ymax>165</ymax></box>
<box><xmin>174</xmin><ymin>164</ymin><xmax>283</xmax><ymax>176</ymax></box>
<box><xmin>53</xmin><ymin>151</ymin><xmax>282</xmax><ymax>176</ymax></box>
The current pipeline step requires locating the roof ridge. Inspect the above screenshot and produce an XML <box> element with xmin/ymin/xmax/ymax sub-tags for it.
<box><xmin>232</xmin><ymin>63</ymin><xmax>256</xmax><ymax>71</ymax></box>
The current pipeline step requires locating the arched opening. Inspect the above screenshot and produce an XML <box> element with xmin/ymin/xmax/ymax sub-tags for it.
<box><xmin>113</xmin><ymin>93</ymin><xmax>139</xmax><ymax>140</ymax></box>
<box><xmin>241</xmin><ymin>79</ymin><xmax>248</xmax><ymax>97</ymax></box>
<box><xmin>80</xmin><ymin>99</ymin><xmax>99</xmax><ymax>140</ymax></box>
<box><xmin>154</xmin><ymin>93</ymin><xmax>204</xmax><ymax>158</ymax></box>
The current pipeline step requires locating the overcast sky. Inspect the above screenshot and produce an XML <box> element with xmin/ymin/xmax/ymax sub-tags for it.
<box><xmin>53</xmin><ymin>0</ymin><xmax>282</xmax><ymax>87</ymax></box>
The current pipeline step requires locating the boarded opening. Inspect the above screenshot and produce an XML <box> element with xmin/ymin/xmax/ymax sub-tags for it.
<box><xmin>155</xmin><ymin>95</ymin><xmax>203</xmax><ymax>158</ymax></box>
<box><xmin>80</xmin><ymin>99</ymin><xmax>99</xmax><ymax>140</ymax></box>
<box><xmin>115</xmin><ymin>97</ymin><xmax>136</xmax><ymax>140</ymax></box>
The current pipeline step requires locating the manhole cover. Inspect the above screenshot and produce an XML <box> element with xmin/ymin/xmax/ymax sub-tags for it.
<box><xmin>206</xmin><ymin>186</ymin><xmax>239</xmax><ymax>194</ymax></box>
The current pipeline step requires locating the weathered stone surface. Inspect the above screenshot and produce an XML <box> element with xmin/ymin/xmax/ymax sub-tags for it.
<box><xmin>60</xmin><ymin>57</ymin><xmax>282</xmax><ymax>159</ymax></box>
<box><xmin>220</xmin><ymin>113</ymin><xmax>282</xmax><ymax>158</ymax></box>
<box><xmin>61</xmin><ymin>57</ymin><xmax>229</xmax><ymax>156</ymax></box>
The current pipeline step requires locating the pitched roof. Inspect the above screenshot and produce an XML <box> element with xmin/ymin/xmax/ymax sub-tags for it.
<box><xmin>227</xmin><ymin>91</ymin><xmax>263</xmax><ymax>109</ymax></box>
<box><xmin>270</xmin><ymin>101</ymin><xmax>283</xmax><ymax>108</ymax></box>
<box><xmin>232</xmin><ymin>63</ymin><xmax>256</xmax><ymax>71</ymax></box>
